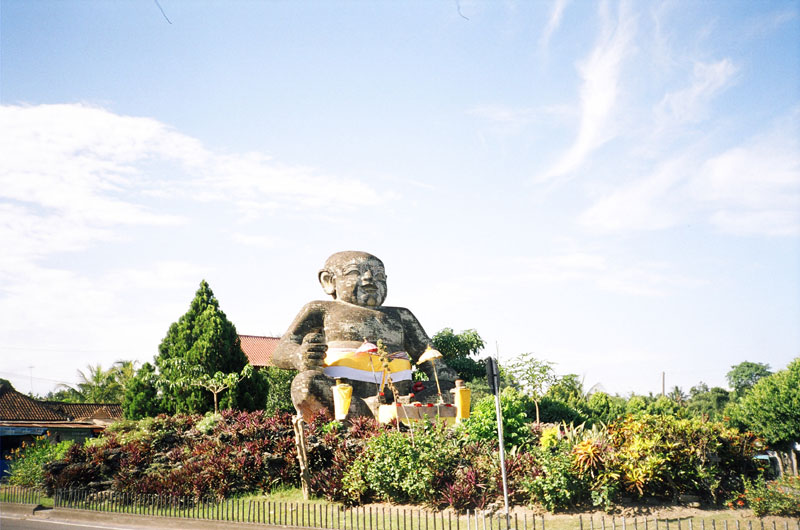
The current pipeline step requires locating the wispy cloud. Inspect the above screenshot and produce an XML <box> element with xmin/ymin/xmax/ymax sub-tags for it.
<box><xmin>0</xmin><ymin>103</ymin><xmax>386</xmax><ymax>260</ymax></box>
<box><xmin>0</xmin><ymin>103</ymin><xmax>388</xmax><ymax>371</ymax></box>
<box><xmin>655</xmin><ymin>59</ymin><xmax>737</xmax><ymax>128</ymax></box>
<box><xmin>440</xmin><ymin>251</ymin><xmax>700</xmax><ymax>298</ymax></box>
<box><xmin>580</xmin><ymin>111</ymin><xmax>800</xmax><ymax>236</ymax></box>
<box><xmin>231</xmin><ymin>232</ymin><xmax>281</xmax><ymax>249</ymax></box>
<box><xmin>692</xmin><ymin>114</ymin><xmax>800</xmax><ymax>236</ymax></box>
<box><xmin>744</xmin><ymin>7</ymin><xmax>798</xmax><ymax>39</ymax></box>
<box><xmin>579</xmin><ymin>156</ymin><xmax>690</xmax><ymax>232</ymax></box>
<box><xmin>539</xmin><ymin>0</ymin><xmax>571</xmax><ymax>55</ymax></box>
<box><xmin>536</xmin><ymin>1</ymin><xmax>637</xmax><ymax>182</ymax></box>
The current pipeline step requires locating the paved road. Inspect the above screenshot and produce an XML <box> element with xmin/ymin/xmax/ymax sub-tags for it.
<box><xmin>0</xmin><ymin>507</ymin><xmax>280</xmax><ymax>530</ymax></box>
<box><xmin>1</xmin><ymin>515</ymin><xmax>159</xmax><ymax>529</ymax></box>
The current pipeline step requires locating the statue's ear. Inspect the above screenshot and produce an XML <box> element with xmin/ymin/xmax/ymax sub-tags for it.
<box><xmin>319</xmin><ymin>269</ymin><xmax>337</xmax><ymax>297</ymax></box>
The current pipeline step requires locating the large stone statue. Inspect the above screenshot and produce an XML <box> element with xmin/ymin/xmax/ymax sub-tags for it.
<box><xmin>272</xmin><ymin>250</ymin><xmax>458</xmax><ymax>419</ymax></box>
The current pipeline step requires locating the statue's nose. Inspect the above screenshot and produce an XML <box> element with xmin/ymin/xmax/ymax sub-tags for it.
<box><xmin>362</xmin><ymin>270</ymin><xmax>373</xmax><ymax>281</ymax></box>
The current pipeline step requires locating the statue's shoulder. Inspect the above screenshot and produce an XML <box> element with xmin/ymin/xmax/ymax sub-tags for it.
<box><xmin>381</xmin><ymin>306</ymin><xmax>419</xmax><ymax>321</ymax></box>
<box><xmin>295</xmin><ymin>300</ymin><xmax>333</xmax><ymax>316</ymax></box>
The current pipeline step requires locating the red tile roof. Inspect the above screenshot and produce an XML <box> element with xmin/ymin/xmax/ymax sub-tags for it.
<box><xmin>0</xmin><ymin>382</ymin><xmax>67</xmax><ymax>421</ymax></box>
<box><xmin>239</xmin><ymin>334</ymin><xmax>280</xmax><ymax>367</ymax></box>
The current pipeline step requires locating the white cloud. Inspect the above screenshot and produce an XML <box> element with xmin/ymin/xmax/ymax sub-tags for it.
<box><xmin>0</xmin><ymin>103</ymin><xmax>389</xmax><ymax>385</ymax></box>
<box><xmin>580</xmin><ymin>111</ymin><xmax>800</xmax><ymax>236</ymax></box>
<box><xmin>536</xmin><ymin>1</ymin><xmax>637</xmax><ymax>182</ymax></box>
<box><xmin>468</xmin><ymin>104</ymin><xmax>536</xmax><ymax>125</ymax></box>
<box><xmin>231</xmin><ymin>232</ymin><xmax>281</xmax><ymax>249</ymax></box>
<box><xmin>744</xmin><ymin>8</ymin><xmax>798</xmax><ymax>39</ymax></box>
<box><xmin>655</xmin><ymin>59</ymin><xmax>738</xmax><ymax>127</ymax></box>
<box><xmin>0</xmin><ymin>103</ymin><xmax>387</xmax><ymax>261</ymax></box>
<box><xmin>445</xmin><ymin>251</ymin><xmax>698</xmax><ymax>297</ymax></box>
<box><xmin>509</xmin><ymin>252</ymin><xmax>697</xmax><ymax>296</ymax></box>
<box><xmin>692</xmin><ymin>117</ymin><xmax>800</xmax><ymax>236</ymax></box>
<box><xmin>579</xmin><ymin>156</ymin><xmax>689</xmax><ymax>232</ymax></box>
<box><xmin>539</xmin><ymin>0</ymin><xmax>571</xmax><ymax>54</ymax></box>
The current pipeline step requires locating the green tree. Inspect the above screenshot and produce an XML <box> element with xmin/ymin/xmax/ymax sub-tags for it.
<box><xmin>585</xmin><ymin>391</ymin><xmax>628</xmax><ymax>424</ymax></box>
<box><xmin>122</xmin><ymin>362</ymin><xmax>161</xmax><ymax>419</ymax></box>
<box><xmin>546</xmin><ymin>374</ymin><xmax>586</xmax><ymax>409</ymax></box>
<box><xmin>43</xmin><ymin>387</ymin><xmax>83</xmax><ymax>402</ymax></box>
<box><xmin>667</xmin><ymin>386</ymin><xmax>688</xmax><ymax>406</ymax></box>
<box><xmin>687</xmin><ymin>384</ymin><xmax>729</xmax><ymax>420</ymax></box>
<box><xmin>728</xmin><ymin>358</ymin><xmax>800</xmax><ymax>452</ymax></box>
<box><xmin>57</xmin><ymin>364</ymin><xmax>123</xmax><ymax>403</ymax></box>
<box><xmin>164</xmin><ymin>359</ymin><xmax>254</xmax><ymax>414</ymax></box>
<box><xmin>726</xmin><ymin>361</ymin><xmax>772</xmax><ymax>399</ymax></box>
<box><xmin>625</xmin><ymin>394</ymin><xmax>651</xmax><ymax>415</ymax></box>
<box><xmin>263</xmin><ymin>366</ymin><xmax>296</xmax><ymax>416</ymax></box>
<box><xmin>431</xmin><ymin>328</ymin><xmax>485</xmax><ymax>382</ymax></box>
<box><xmin>646</xmin><ymin>395</ymin><xmax>683</xmax><ymax>417</ymax></box>
<box><xmin>111</xmin><ymin>360</ymin><xmax>138</xmax><ymax>395</ymax></box>
<box><xmin>155</xmin><ymin>280</ymin><xmax>266</xmax><ymax>414</ymax></box>
<box><xmin>507</xmin><ymin>352</ymin><xmax>556</xmax><ymax>423</ymax></box>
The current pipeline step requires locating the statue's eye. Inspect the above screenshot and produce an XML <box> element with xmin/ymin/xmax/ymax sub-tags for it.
<box><xmin>373</xmin><ymin>272</ymin><xmax>387</xmax><ymax>281</ymax></box>
<box><xmin>343</xmin><ymin>268</ymin><xmax>360</xmax><ymax>276</ymax></box>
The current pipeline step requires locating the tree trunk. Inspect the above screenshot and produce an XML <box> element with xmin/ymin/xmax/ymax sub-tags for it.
<box><xmin>213</xmin><ymin>392</ymin><xmax>219</xmax><ymax>415</ymax></box>
<box><xmin>534</xmin><ymin>399</ymin><xmax>540</xmax><ymax>424</ymax></box>
<box><xmin>775</xmin><ymin>451</ymin><xmax>785</xmax><ymax>476</ymax></box>
<box><xmin>293</xmin><ymin>415</ymin><xmax>310</xmax><ymax>500</ymax></box>
<box><xmin>791</xmin><ymin>448</ymin><xmax>798</xmax><ymax>476</ymax></box>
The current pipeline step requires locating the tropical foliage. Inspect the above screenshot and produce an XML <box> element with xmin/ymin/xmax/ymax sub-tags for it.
<box><xmin>4</xmin><ymin>435</ymin><xmax>73</xmax><ymax>487</ymax></box>
<box><xmin>726</xmin><ymin>358</ymin><xmax>800</xmax><ymax>449</ymax></box>
<box><xmin>431</xmin><ymin>328</ymin><xmax>486</xmax><ymax>382</ymax></box>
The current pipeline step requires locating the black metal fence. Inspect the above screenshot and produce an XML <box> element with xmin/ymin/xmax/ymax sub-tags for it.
<box><xmin>0</xmin><ymin>485</ymin><xmax>43</xmax><ymax>505</ymax></box>
<box><xmin>2</xmin><ymin>486</ymin><xmax>798</xmax><ymax>530</ymax></box>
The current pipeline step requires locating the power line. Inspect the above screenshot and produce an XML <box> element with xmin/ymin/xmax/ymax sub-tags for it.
<box><xmin>0</xmin><ymin>370</ymin><xmax>78</xmax><ymax>386</ymax></box>
<box><xmin>0</xmin><ymin>344</ymin><xmax>135</xmax><ymax>354</ymax></box>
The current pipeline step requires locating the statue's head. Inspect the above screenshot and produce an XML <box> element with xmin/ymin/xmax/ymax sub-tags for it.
<box><xmin>319</xmin><ymin>251</ymin><xmax>387</xmax><ymax>307</ymax></box>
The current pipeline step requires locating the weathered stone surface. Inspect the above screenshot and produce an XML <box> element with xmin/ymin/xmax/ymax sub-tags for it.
<box><xmin>272</xmin><ymin>251</ymin><xmax>457</xmax><ymax>419</ymax></box>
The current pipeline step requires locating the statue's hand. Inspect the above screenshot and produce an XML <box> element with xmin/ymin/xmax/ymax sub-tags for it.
<box><xmin>300</xmin><ymin>331</ymin><xmax>327</xmax><ymax>371</ymax></box>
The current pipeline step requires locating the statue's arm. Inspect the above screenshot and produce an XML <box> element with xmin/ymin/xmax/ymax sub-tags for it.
<box><xmin>397</xmin><ymin>308</ymin><xmax>458</xmax><ymax>381</ymax></box>
<box><xmin>271</xmin><ymin>302</ymin><xmax>327</xmax><ymax>370</ymax></box>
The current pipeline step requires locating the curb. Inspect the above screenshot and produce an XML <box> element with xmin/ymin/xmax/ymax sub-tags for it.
<box><xmin>45</xmin><ymin>507</ymin><xmax>285</xmax><ymax>529</ymax></box>
<box><xmin>0</xmin><ymin>502</ymin><xmax>41</xmax><ymax>516</ymax></box>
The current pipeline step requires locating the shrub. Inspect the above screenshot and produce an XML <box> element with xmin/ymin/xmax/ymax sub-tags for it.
<box><xmin>603</xmin><ymin>414</ymin><xmax>759</xmax><ymax>502</ymax></box>
<box><xmin>434</xmin><ymin>441</ymin><xmax>499</xmax><ymax>511</ymax></box>
<box><xmin>462</xmin><ymin>387</ymin><xmax>536</xmax><ymax>450</ymax></box>
<box><xmin>4</xmin><ymin>435</ymin><xmax>74</xmax><ymax>487</ymax></box>
<box><xmin>46</xmin><ymin>411</ymin><xmax>303</xmax><ymax>498</ymax></box>
<box><xmin>537</xmin><ymin>397</ymin><xmax>587</xmax><ymax>425</ymax></box>
<box><xmin>521</xmin><ymin>441</ymin><xmax>590</xmax><ymax>512</ymax></box>
<box><xmin>343</xmin><ymin>421</ymin><xmax>461</xmax><ymax>505</ymax></box>
<box><xmin>740</xmin><ymin>475</ymin><xmax>800</xmax><ymax>517</ymax></box>
<box><xmin>307</xmin><ymin>412</ymin><xmax>384</xmax><ymax>503</ymax></box>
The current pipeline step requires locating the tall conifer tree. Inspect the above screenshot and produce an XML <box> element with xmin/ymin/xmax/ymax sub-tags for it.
<box><xmin>155</xmin><ymin>280</ymin><xmax>265</xmax><ymax>414</ymax></box>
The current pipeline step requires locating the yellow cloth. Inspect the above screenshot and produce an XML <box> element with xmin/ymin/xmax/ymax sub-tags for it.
<box><xmin>323</xmin><ymin>347</ymin><xmax>412</xmax><ymax>383</ymax></box>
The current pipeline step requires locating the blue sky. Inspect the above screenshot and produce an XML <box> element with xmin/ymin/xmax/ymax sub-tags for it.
<box><xmin>1</xmin><ymin>0</ymin><xmax>798</xmax><ymax>398</ymax></box>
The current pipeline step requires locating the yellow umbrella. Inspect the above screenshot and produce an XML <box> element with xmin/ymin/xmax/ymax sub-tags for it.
<box><xmin>417</xmin><ymin>346</ymin><xmax>444</xmax><ymax>401</ymax></box>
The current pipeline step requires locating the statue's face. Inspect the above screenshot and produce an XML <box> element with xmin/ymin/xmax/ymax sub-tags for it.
<box><xmin>332</xmin><ymin>256</ymin><xmax>388</xmax><ymax>307</ymax></box>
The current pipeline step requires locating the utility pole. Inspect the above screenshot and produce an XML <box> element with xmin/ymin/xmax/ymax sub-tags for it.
<box><xmin>662</xmin><ymin>371</ymin><xmax>665</xmax><ymax>397</ymax></box>
<box><xmin>486</xmin><ymin>356</ymin><xmax>510</xmax><ymax>527</ymax></box>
